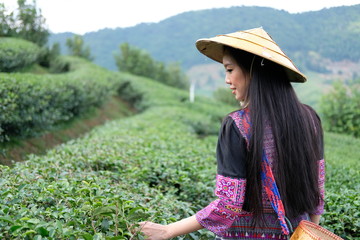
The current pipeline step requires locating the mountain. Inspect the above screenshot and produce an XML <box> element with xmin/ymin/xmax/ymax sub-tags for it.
<box><xmin>49</xmin><ymin>5</ymin><xmax>360</xmax><ymax>108</ymax></box>
<box><xmin>49</xmin><ymin>5</ymin><xmax>360</xmax><ymax>71</ymax></box>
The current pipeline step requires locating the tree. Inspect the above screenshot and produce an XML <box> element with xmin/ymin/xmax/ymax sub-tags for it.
<box><xmin>114</xmin><ymin>42</ymin><xmax>154</xmax><ymax>76</ymax></box>
<box><xmin>163</xmin><ymin>62</ymin><xmax>189</xmax><ymax>90</ymax></box>
<box><xmin>66</xmin><ymin>35</ymin><xmax>94</xmax><ymax>61</ymax></box>
<box><xmin>0</xmin><ymin>3</ymin><xmax>15</xmax><ymax>36</ymax></box>
<box><xmin>114</xmin><ymin>43</ymin><xmax>189</xmax><ymax>90</ymax></box>
<box><xmin>16</xmin><ymin>0</ymin><xmax>49</xmax><ymax>46</ymax></box>
<box><xmin>213</xmin><ymin>87</ymin><xmax>240</xmax><ymax>107</ymax></box>
<box><xmin>38</xmin><ymin>42</ymin><xmax>69</xmax><ymax>73</ymax></box>
<box><xmin>320</xmin><ymin>79</ymin><xmax>360</xmax><ymax>137</ymax></box>
<box><xmin>0</xmin><ymin>0</ymin><xmax>49</xmax><ymax>46</ymax></box>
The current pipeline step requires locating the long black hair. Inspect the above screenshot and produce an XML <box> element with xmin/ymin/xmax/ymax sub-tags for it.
<box><xmin>225</xmin><ymin>47</ymin><xmax>323</xmax><ymax>222</ymax></box>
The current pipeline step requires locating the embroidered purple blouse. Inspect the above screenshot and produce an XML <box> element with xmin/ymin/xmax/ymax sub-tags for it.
<box><xmin>195</xmin><ymin>108</ymin><xmax>325</xmax><ymax>237</ymax></box>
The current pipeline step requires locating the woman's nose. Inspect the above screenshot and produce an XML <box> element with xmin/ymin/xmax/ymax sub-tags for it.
<box><xmin>225</xmin><ymin>76</ymin><xmax>231</xmax><ymax>84</ymax></box>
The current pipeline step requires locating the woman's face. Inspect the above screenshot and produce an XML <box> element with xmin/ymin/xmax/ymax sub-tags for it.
<box><xmin>222</xmin><ymin>51</ymin><xmax>250</xmax><ymax>102</ymax></box>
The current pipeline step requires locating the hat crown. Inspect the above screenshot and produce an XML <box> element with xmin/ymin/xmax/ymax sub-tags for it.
<box><xmin>219</xmin><ymin>28</ymin><xmax>288</xmax><ymax>61</ymax></box>
<box><xmin>231</xmin><ymin>27</ymin><xmax>273</xmax><ymax>40</ymax></box>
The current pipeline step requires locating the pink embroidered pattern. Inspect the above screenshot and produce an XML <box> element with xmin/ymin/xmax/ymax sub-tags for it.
<box><xmin>229</xmin><ymin>109</ymin><xmax>251</xmax><ymax>149</ymax></box>
<box><xmin>216</xmin><ymin>175</ymin><xmax>246</xmax><ymax>203</ymax></box>
<box><xmin>312</xmin><ymin>159</ymin><xmax>325</xmax><ymax>215</ymax></box>
<box><xmin>217</xmin><ymin>176</ymin><xmax>236</xmax><ymax>199</ymax></box>
<box><xmin>219</xmin><ymin>232</ymin><xmax>288</xmax><ymax>239</ymax></box>
<box><xmin>196</xmin><ymin>175</ymin><xmax>247</xmax><ymax>236</ymax></box>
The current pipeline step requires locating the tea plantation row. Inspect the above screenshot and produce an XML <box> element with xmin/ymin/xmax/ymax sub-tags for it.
<box><xmin>0</xmin><ymin>38</ymin><xmax>40</xmax><ymax>72</ymax></box>
<box><xmin>0</xmin><ymin>57</ymin><xmax>118</xmax><ymax>143</ymax></box>
<box><xmin>0</xmin><ymin>60</ymin><xmax>359</xmax><ymax>239</ymax></box>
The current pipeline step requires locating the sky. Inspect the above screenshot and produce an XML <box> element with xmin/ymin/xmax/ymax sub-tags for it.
<box><xmin>2</xmin><ymin>0</ymin><xmax>360</xmax><ymax>34</ymax></box>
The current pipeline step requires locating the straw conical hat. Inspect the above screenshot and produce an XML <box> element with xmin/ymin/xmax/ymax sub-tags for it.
<box><xmin>196</xmin><ymin>27</ymin><xmax>306</xmax><ymax>83</ymax></box>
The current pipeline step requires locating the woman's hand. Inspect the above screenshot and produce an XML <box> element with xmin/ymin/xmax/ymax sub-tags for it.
<box><xmin>137</xmin><ymin>216</ymin><xmax>203</xmax><ymax>239</ymax></box>
<box><xmin>138</xmin><ymin>221</ymin><xmax>172</xmax><ymax>240</ymax></box>
<box><xmin>309</xmin><ymin>214</ymin><xmax>321</xmax><ymax>225</ymax></box>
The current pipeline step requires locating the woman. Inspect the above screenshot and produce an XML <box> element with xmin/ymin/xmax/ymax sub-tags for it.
<box><xmin>139</xmin><ymin>27</ymin><xmax>325</xmax><ymax>240</ymax></box>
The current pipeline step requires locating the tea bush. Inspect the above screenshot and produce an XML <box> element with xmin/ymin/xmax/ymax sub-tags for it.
<box><xmin>0</xmin><ymin>57</ymin><xmax>117</xmax><ymax>142</ymax></box>
<box><xmin>0</xmin><ymin>104</ymin><xmax>228</xmax><ymax>239</ymax></box>
<box><xmin>321</xmin><ymin>132</ymin><xmax>360</xmax><ymax>239</ymax></box>
<box><xmin>0</xmin><ymin>38</ymin><xmax>40</xmax><ymax>72</ymax></box>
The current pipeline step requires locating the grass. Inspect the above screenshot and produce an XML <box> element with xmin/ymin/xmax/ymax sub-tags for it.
<box><xmin>18</xmin><ymin>63</ymin><xmax>50</xmax><ymax>75</ymax></box>
<box><xmin>324</xmin><ymin>131</ymin><xmax>360</xmax><ymax>167</ymax></box>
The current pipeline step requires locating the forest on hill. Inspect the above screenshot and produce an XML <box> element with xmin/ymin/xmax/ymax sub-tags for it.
<box><xmin>49</xmin><ymin>4</ymin><xmax>360</xmax><ymax>71</ymax></box>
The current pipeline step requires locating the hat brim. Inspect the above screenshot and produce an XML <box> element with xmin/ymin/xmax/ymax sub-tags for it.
<box><xmin>196</xmin><ymin>28</ymin><xmax>306</xmax><ymax>83</ymax></box>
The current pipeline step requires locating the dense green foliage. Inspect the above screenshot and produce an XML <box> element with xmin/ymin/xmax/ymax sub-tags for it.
<box><xmin>66</xmin><ymin>35</ymin><xmax>94</xmax><ymax>61</ymax></box>
<box><xmin>0</xmin><ymin>37</ymin><xmax>40</xmax><ymax>72</ymax></box>
<box><xmin>1</xmin><ymin>1</ymin><xmax>64</xmax><ymax>73</ymax></box>
<box><xmin>37</xmin><ymin>42</ymin><xmax>69</xmax><ymax>73</ymax></box>
<box><xmin>0</xmin><ymin>36</ymin><xmax>67</xmax><ymax>74</ymax></box>
<box><xmin>0</xmin><ymin>57</ymin><xmax>359</xmax><ymax>238</ymax></box>
<box><xmin>114</xmin><ymin>43</ymin><xmax>189</xmax><ymax>90</ymax></box>
<box><xmin>49</xmin><ymin>5</ymin><xmax>360</xmax><ymax>71</ymax></box>
<box><xmin>294</xmin><ymin>7</ymin><xmax>360</xmax><ymax>62</ymax></box>
<box><xmin>320</xmin><ymin>79</ymin><xmax>360</xmax><ymax>137</ymax></box>
<box><xmin>213</xmin><ymin>87</ymin><xmax>240</xmax><ymax>108</ymax></box>
<box><xmin>0</xmin><ymin>57</ymin><xmax>116</xmax><ymax>143</ymax></box>
<box><xmin>322</xmin><ymin>132</ymin><xmax>360</xmax><ymax>238</ymax></box>
<box><xmin>0</xmin><ymin>0</ymin><xmax>49</xmax><ymax>46</ymax></box>
<box><xmin>0</xmin><ymin>110</ymin><xmax>218</xmax><ymax>239</ymax></box>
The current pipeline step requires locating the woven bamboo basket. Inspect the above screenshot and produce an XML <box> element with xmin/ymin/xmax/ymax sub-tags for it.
<box><xmin>290</xmin><ymin>220</ymin><xmax>343</xmax><ymax>240</ymax></box>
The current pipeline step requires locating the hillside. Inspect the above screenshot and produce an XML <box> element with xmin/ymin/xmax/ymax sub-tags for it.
<box><xmin>0</xmin><ymin>57</ymin><xmax>358</xmax><ymax>238</ymax></box>
<box><xmin>49</xmin><ymin>5</ymin><xmax>360</xmax><ymax>71</ymax></box>
<box><xmin>49</xmin><ymin>5</ymin><xmax>360</xmax><ymax>109</ymax></box>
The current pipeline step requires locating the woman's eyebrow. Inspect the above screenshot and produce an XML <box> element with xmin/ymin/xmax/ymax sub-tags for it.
<box><xmin>224</xmin><ymin>63</ymin><xmax>234</xmax><ymax>67</ymax></box>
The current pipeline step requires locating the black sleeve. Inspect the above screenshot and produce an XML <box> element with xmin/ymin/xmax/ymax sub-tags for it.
<box><xmin>216</xmin><ymin>115</ymin><xmax>247</xmax><ymax>178</ymax></box>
